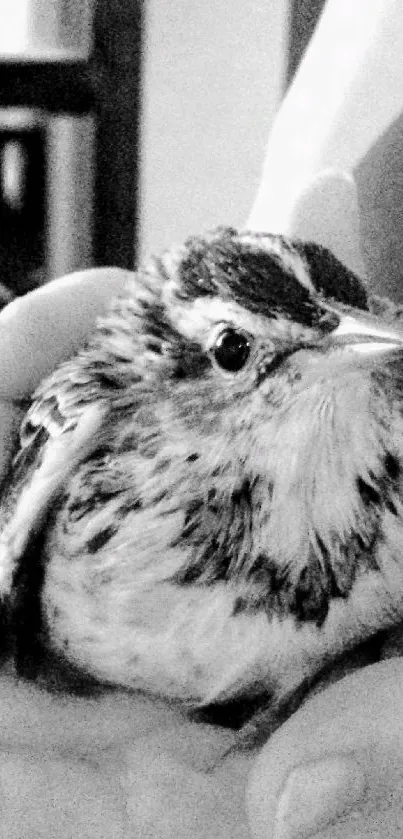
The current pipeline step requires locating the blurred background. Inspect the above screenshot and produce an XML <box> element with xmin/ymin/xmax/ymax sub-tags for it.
<box><xmin>5</xmin><ymin>0</ymin><xmax>402</xmax><ymax>303</ymax></box>
<box><xmin>0</xmin><ymin>0</ymin><xmax>329</xmax><ymax>297</ymax></box>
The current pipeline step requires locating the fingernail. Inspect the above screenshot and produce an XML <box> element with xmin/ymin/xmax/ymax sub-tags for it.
<box><xmin>273</xmin><ymin>753</ymin><xmax>366</xmax><ymax>839</ymax></box>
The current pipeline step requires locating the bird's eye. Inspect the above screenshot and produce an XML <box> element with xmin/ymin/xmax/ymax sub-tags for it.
<box><xmin>213</xmin><ymin>328</ymin><xmax>252</xmax><ymax>373</ymax></box>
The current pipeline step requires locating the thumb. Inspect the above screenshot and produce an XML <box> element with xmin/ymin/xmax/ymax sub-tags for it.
<box><xmin>0</xmin><ymin>267</ymin><xmax>132</xmax><ymax>401</ymax></box>
<box><xmin>0</xmin><ymin>267</ymin><xmax>131</xmax><ymax>486</ymax></box>
<box><xmin>247</xmin><ymin>659</ymin><xmax>403</xmax><ymax>839</ymax></box>
<box><xmin>287</xmin><ymin>169</ymin><xmax>366</xmax><ymax>277</ymax></box>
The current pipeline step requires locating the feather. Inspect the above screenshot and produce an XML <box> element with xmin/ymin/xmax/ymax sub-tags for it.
<box><xmin>1</xmin><ymin>227</ymin><xmax>403</xmax><ymax>743</ymax></box>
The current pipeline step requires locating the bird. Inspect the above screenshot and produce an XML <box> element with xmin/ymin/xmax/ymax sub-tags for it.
<box><xmin>1</xmin><ymin>225</ymin><xmax>403</xmax><ymax>742</ymax></box>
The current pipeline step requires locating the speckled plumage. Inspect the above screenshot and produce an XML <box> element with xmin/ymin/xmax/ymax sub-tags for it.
<box><xmin>1</xmin><ymin>226</ymin><xmax>403</xmax><ymax>739</ymax></box>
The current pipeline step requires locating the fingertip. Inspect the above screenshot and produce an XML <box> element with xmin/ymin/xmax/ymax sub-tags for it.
<box><xmin>288</xmin><ymin>169</ymin><xmax>366</xmax><ymax>277</ymax></box>
<box><xmin>246</xmin><ymin>661</ymin><xmax>403</xmax><ymax>839</ymax></box>
<box><xmin>247</xmin><ymin>750</ymin><xmax>366</xmax><ymax>839</ymax></box>
<box><xmin>0</xmin><ymin>267</ymin><xmax>133</xmax><ymax>400</ymax></box>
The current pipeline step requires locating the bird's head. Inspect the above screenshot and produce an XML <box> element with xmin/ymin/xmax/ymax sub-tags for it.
<box><xmin>97</xmin><ymin>227</ymin><xmax>403</xmax><ymax>625</ymax></box>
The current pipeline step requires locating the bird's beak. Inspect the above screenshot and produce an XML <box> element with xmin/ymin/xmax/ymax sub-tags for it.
<box><xmin>324</xmin><ymin>311</ymin><xmax>403</xmax><ymax>356</ymax></box>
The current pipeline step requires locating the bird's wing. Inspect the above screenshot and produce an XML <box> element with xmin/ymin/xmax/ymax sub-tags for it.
<box><xmin>0</xmin><ymin>357</ymin><xmax>107</xmax><ymax>600</ymax></box>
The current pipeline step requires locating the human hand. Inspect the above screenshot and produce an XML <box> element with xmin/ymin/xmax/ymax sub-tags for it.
<box><xmin>248</xmin><ymin>658</ymin><xmax>403</xmax><ymax>839</ymax></box>
<box><xmin>4</xmin><ymin>656</ymin><xmax>403</xmax><ymax>839</ymax></box>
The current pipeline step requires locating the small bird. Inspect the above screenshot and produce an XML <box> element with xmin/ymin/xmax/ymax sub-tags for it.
<box><xmin>1</xmin><ymin>226</ymin><xmax>403</xmax><ymax>739</ymax></box>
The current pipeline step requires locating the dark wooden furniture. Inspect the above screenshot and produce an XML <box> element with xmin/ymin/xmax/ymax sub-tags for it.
<box><xmin>0</xmin><ymin>0</ymin><xmax>142</xmax><ymax>291</ymax></box>
<box><xmin>287</xmin><ymin>0</ymin><xmax>327</xmax><ymax>85</ymax></box>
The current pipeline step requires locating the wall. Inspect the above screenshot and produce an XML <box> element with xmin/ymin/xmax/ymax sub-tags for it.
<box><xmin>140</xmin><ymin>0</ymin><xmax>289</xmax><ymax>260</ymax></box>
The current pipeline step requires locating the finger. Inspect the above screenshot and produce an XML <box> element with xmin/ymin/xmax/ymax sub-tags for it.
<box><xmin>0</xmin><ymin>267</ymin><xmax>132</xmax><ymax>401</ymax></box>
<box><xmin>286</xmin><ymin>170</ymin><xmax>366</xmax><ymax>276</ymax></box>
<box><xmin>0</xmin><ymin>672</ymin><xmax>246</xmax><ymax>838</ymax></box>
<box><xmin>0</xmin><ymin>751</ymin><xmax>126</xmax><ymax>839</ymax></box>
<box><xmin>246</xmin><ymin>659</ymin><xmax>403</xmax><ymax>839</ymax></box>
<box><xmin>0</xmin><ymin>671</ymin><xmax>235</xmax><ymax>767</ymax></box>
